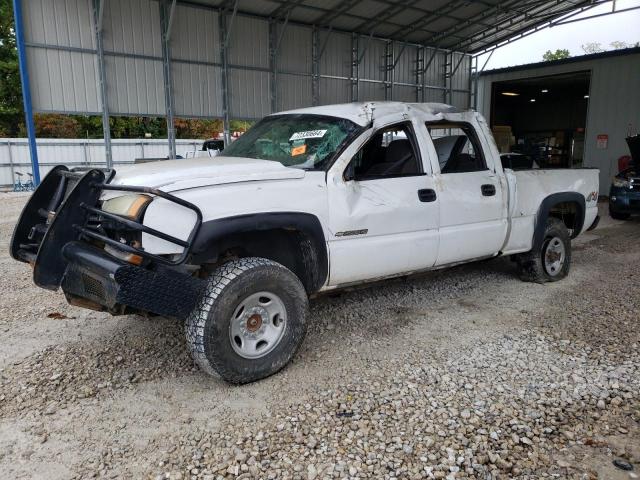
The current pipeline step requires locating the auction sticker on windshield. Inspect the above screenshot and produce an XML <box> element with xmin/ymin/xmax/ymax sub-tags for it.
<box><xmin>291</xmin><ymin>144</ymin><xmax>307</xmax><ymax>156</ymax></box>
<box><xmin>289</xmin><ymin>130</ymin><xmax>327</xmax><ymax>141</ymax></box>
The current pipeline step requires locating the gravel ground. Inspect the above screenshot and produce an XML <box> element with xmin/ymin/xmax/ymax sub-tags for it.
<box><xmin>1</xmin><ymin>191</ymin><xmax>639</xmax><ymax>479</ymax></box>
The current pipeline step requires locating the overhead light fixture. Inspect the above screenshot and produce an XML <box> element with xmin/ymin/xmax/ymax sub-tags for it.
<box><xmin>530</xmin><ymin>98</ymin><xmax>536</xmax><ymax>102</ymax></box>
<box><xmin>501</xmin><ymin>92</ymin><xmax>519</xmax><ymax>96</ymax></box>
<box><xmin>584</xmin><ymin>94</ymin><xmax>589</xmax><ymax>98</ymax></box>
<box><xmin>541</xmin><ymin>89</ymin><xmax>548</xmax><ymax>93</ymax></box>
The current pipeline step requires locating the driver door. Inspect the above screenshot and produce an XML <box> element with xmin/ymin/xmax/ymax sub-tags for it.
<box><xmin>326</xmin><ymin>118</ymin><xmax>440</xmax><ymax>286</ymax></box>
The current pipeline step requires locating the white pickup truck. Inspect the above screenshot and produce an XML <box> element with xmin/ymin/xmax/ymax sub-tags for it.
<box><xmin>11</xmin><ymin>102</ymin><xmax>599</xmax><ymax>383</ymax></box>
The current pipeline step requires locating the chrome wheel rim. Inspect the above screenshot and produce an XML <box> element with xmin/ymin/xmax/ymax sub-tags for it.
<box><xmin>229</xmin><ymin>291</ymin><xmax>287</xmax><ymax>359</ymax></box>
<box><xmin>543</xmin><ymin>236</ymin><xmax>566</xmax><ymax>277</ymax></box>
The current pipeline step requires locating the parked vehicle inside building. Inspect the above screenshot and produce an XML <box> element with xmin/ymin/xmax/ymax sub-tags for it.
<box><xmin>609</xmin><ymin>135</ymin><xmax>640</xmax><ymax>220</ymax></box>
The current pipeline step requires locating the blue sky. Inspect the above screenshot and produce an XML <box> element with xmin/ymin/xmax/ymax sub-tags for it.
<box><xmin>477</xmin><ymin>0</ymin><xmax>640</xmax><ymax>70</ymax></box>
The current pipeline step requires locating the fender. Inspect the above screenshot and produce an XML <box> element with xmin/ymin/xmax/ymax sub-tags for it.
<box><xmin>191</xmin><ymin>212</ymin><xmax>329</xmax><ymax>293</ymax></box>
<box><xmin>533</xmin><ymin>192</ymin><xmax>585</xmax><ymax>250</ymax></box>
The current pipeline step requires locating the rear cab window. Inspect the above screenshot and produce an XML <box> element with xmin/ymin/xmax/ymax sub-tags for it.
<box><xmin>426</xmin><ymin>122</ymin><xmax>489</xmax><ymax>174</ymax></box>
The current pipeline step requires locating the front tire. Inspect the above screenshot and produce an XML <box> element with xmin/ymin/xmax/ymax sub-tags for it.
<box><xmin>185</xmin><ymin>257</ymin><xmax>308</xmax><ymax>384</ymax></box>
<box><xmin>516</xmin><ymin>217</ymin><xmax>571</xmax><ymax>283</ymax></box>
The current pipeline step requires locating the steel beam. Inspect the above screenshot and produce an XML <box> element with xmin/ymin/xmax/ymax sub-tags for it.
<box><xmin>312</xmin><ymin>26</ymin><xmax>319</xmax><ymax>106</ymax></box>
<box><xmin>452</xmin><ymin>0</ymin><xmax>587</xmax><ymax>52</ymax></box>
<box><xmin>268</xmin><ymin>11</ymin><xmax>291</xmax><ymax>113</ymax></box>
<box><xmin>352</xmin><ymin>0</ymin><xmax>413</xmax><ymax>36</ymax></box>
<box><xmin>416</xmin><ymin>46</ymin><xmax>425</xmax><ymax>102</ymax></box>
<box><xmin>317</xmin><ymin>26</ymin><xmax>333</xmax><ymax>60</ymax></box>
<box><xmin>223</xmin><ymin>0</ymin><xmax>239</xmax><ymax>49</ymax></box>
<box><xmin>269</xmin><ymin>21</ymin><xmax>277</xmax><ymax>112</ymax></box>
<box><xmin>160</xmin><ymin>0</ymin><xmax>177</xmax><ymax>158</ymax></box>
<box><xmin>384</xmin><ymin>40</ymin><xmax>393</xmax><ymax>101</ymax></box>
<box><xmin>553</xmin><ymin>4</ymin><xmax>640</xmax><ymax>25</ymax></box>
<box><xmin>219</xmin><ymin>13</ymin><xmax>231</xmax><ymax>145</ymax></box>
<box><xmin>429</xmin><ymin>0</ymin><xmax>548</xmax><ymax>48</ymax></box>
<box><xmin>350</xmin><ymin>33</ymin><xmax>359</xmax><ymax>102</ymax></box>
<box><xmin>165</xmin><ymin>0</ymin><xmax>177</xmax><ymax>41</ymax></box>
<box><xmin>92</xmin><ymin>0</ymin><xmax>113</xmax><ymax>168</ymax></box>
<box><xmin>12</xmin><ymin>0</ymin><xmax>41</xmax><ymax>185</ymax></box>
<box><xmin>444</xmin><ymin>51</ymin><xmax>451</xmax><ymax>104</ymax></box>
<box><xmin>450</xmin><ymin>53</ymin><xmax>467</xmax><ymax>77</ymax></box>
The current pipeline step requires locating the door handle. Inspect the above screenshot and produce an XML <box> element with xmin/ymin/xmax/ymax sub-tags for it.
<box><xmin>481</xmin><ymin>184</ymin><xmax>496</xmax><ymax>196</ymax></box>
<box><xmin>418</xmin><ymin>188</ymin><xmax>437</xmax><ymax>202</ymax></box>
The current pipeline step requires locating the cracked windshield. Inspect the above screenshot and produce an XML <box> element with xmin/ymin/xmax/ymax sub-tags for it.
<box><xmin>222</xmin><ymin>114</ymin><xmax>360</xmax><ymax>170</ymax></box>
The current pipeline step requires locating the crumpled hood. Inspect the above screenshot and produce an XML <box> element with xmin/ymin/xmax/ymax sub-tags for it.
<box><xmin>104</xmin><ymin>156</ymin><xmax>305</xmax><ymax>196</ymax></box>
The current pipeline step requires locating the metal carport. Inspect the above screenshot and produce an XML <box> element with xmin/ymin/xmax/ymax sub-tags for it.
<box><xmin>12</xmin><ymin>0</ymin><xmax>619</xmax><ymax>184</ymax></box>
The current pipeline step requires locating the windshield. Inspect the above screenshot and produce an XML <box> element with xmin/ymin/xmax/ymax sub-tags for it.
<box><xmin>222</xmin><ymin>114</ymin><xmax>361</xmax><ymax>170</ymax></box>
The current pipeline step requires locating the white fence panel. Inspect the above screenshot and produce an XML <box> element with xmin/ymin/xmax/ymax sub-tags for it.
<box><xmin>0</xmin><ymin>138</ymin><xmax>202</xmax><ymax>188</ymax></box>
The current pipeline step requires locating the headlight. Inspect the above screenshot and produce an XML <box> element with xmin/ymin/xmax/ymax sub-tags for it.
<box><xmin>612</xmin><ymin>177</ymin><xmax>630</xmax><ymax>188</ymax></box>
<box><xmin>101</xmin><ymin>194</ymin><xmax>152</xmax><ymax>219</ymax></box>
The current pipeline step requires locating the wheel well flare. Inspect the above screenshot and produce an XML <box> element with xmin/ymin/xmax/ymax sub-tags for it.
<box><xmin>191</xmin><ymin>213</ymin><xmax>328</xmax><ymax>293</ymax></box>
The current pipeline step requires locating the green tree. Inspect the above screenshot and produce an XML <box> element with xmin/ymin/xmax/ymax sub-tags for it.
<box><xmin>610</xmin><ymin>41</ymin><xmax>639</xmax><ymax>50</ymax></box>
<box><xmin>0</xmin><ymin>0</ymin><xmax>24</xmax><ymax>137</ymax></box>
<box><xmin>542</xmin><ymin>49</ymin><xmax>571</xmax><ymax>61</ymax></box>
<box><xmin>581</xmin><ymin>42</ymin><xmax>604</xmax><ymax>54</ymax></box>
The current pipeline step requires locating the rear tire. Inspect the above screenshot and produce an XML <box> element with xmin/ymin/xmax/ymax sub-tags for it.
<box><xmin>609</xmin><ymin>207</ymin><xmax>630</xmax><ymax>220</ymax></box>
<box><xmin>185</xmin><ymin>257</ymin><xmax>308</xmax><ymax>384</ymax></box>
<box><xmin>516</xmin><ymin>217</ymin><xmax>571</xmax><ymax>283</ymax></box>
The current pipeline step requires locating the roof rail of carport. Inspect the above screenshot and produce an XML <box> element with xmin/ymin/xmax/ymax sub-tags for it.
<box><xmin>481</xmin><ymin>46</ymin><xmax>640</xmax><ymax>76</ymax></box>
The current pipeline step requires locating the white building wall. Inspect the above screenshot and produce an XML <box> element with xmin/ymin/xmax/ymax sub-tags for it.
<box><xmin>477</xmin><ymin>50</ymin><xmax>640</xmax><ymax>194</ymax></box>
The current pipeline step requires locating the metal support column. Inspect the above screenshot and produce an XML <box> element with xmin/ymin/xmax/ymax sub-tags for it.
<box><xmin>269</xmin><ymin>13</ymin><xmax>290</xmax><ymax>113</ymax></box>
<box><xmin>160</xmin><ymin>0</ymin><xmax>176</xmax><ymax>159</ymax></box>
<box><xmin>416</xmin><ymin>46</ymin><xmax>425</xmax><ymax>102</ymax></box>
<box><xmin>219</xmin><ymin>14</ymin><xmax>231</xmax><ymax>145</ymax></box>
<box><xmin>12</xmin><ymin>0</ymin><xmax>40</xmax><ymax>185</ymax></box>
<box><xmin>92</xmin><ymin>0</ymin><xmax>112</xmax><ymax>168</ymax></box>
<box><xmin>467</xmin><ymin>54</ymin><xmax>473</xmax><ymax>109</ymax></box>
<box><xmin>472</xmin><ymin>50</ymin><xmax>494</xmax><ymax>110</ymax></box>
<box><xmin>421</xmin><ymin>45</ymin><xmax>440</xmax><ymax>103</ymax></box>
<box><xmin>350</xmin><ymin>33</ymin><xmax>359</xmax><ymax>102</ymax></box>
<box><xmin>444</xmin><ymin>51</ymin><xmax>451</xmax><ymax>104</ymax></box>
<box><xmin>268</xmin><ymin>20</ymin><xmax>277</xmax><ymax>112</ymax></box>
<box><xmin>311</xmin><ymin>27</ymin><xmax>319</xmax><ymax>106</ymax></box>
<box><xmin>384</xmin><ymin>40</ymin><xmax>393</xmax><ymax>101</ymax></box>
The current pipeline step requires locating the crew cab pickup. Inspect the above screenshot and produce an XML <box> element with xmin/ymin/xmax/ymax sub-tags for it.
<box><xmin>11</xmin><ymin>102</ymin><xmax>600</xmax><ymax>384</ymax></box>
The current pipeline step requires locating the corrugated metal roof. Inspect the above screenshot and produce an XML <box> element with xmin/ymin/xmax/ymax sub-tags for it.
<box><xmin>183</xmin><ymin>0</ymin><xmax>593</xmax><ymax>53</ymax></box>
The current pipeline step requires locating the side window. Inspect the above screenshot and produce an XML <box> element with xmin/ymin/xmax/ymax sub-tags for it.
<box><xmin>346</xmin><ymin>123</ymin><xmax>422</xmax><ymax>180</ymax></box>
<box><xmin>427</xmin><ymin>122</ymin><xmax>487</xmax><ymax>174</ymax></box>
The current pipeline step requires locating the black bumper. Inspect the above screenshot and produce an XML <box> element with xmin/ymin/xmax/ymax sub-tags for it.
<box><xmin>61</xmin><ymin>242</ymin><xmax>205</xmax><ymax>320</ymax></box>
<box><xmin>10</xmin><ymin>166</ymin><xmax>204</xmax><ymax>321</ymax></box>
<box><xmin>609</xmin><ymin>186</ymin><xmax>640</xmax><ymax>214</ymax></box>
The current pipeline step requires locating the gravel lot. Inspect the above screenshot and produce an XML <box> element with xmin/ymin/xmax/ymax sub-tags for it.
<box><xmin>1</xmin><ymin>192</ymin><xmax>639</xmax><ymax>480</ymax></box>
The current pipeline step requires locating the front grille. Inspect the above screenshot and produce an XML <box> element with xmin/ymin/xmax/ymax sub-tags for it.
<box><xmin>81</xmin><ymin>273</ymin><xmax>106</xmax><ymax>301</ymax></box>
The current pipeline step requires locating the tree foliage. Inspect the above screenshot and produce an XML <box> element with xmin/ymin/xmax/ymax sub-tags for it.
<box><xmin>610</xmin><ymin>40</ymin><xmax>640</xmax><ymax>50</ymax></box>
<box><xmin>0</xmin><ymin>0</ymin><xmax>23</xmax><ymax>136</ymax></box>
<box><xmin>542</xmin><ymin>49</ymin><xmax>571</xmax><ymax>61</ymax></box>
<box><xmin>581</xmin><ymin>42</ymin><xmax>604</xmax><ymax>54</ymax></box>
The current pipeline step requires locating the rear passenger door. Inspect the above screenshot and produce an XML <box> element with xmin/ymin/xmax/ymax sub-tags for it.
<box><xmin>425</xmin><ymin>121</ymin><xmax>508</xmax><ymax>265</ymax></box>
<box><xmin>326</xmin><ymin>119</ymin><xmax>440</xmax><ymax>286</ymax></box>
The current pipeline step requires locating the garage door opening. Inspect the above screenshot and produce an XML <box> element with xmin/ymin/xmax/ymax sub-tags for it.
<box><xmin>490</xmin><ymin>71</ymin><xmax>591</xmax><ymax>168</ymax></box>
